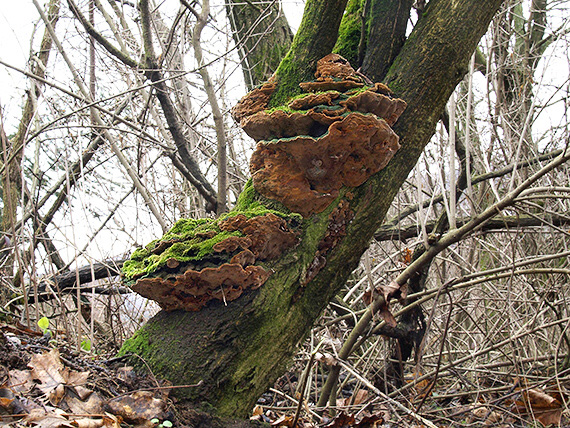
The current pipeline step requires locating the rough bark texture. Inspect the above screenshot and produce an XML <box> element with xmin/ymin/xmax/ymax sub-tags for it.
<box><xmin>361</xmin><ymin>0</ymin><xmax>414</xmax><ymax>81</ymax></box>
<box><xmin>269</xmin><ymin>0</ymin><xmax>350</xmax><ymax>106</ymax></box>
<box><xmin>120</xmin><ymin>0</ymin><xmax>505</xmax><ymax>419</ymax></box>
<box><xmin>227</xmin><ymin>0</ymin><xmax>293</xmax><ymax>90</ymax></box>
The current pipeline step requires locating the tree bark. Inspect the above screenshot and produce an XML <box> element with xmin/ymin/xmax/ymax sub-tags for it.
<box><xmin>270</xmin><ymin>0</ymin><xmax>350</xmax><ymax>106</ymax></box>
<box><xmin>360</xmin><ymin>0</ymin><xmax>413</xmax><ymax>80</ymax></box>
<box><xmin>227</xmin><ymin>0</ymin><xmax>293</xmax><ymax>90</ymax></box>
<box><xmin>119</xmin><ymin>0</ymin><xmax>505</xmax><ymax>419</ymax></box>
<box><xmin>1</xmin><ymin>0</ymin><xmax>60</xmax><ymax>291</ymax></box>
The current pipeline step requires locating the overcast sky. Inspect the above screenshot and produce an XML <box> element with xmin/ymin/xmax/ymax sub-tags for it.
<box><xmin>0</xmin><ymin>0</ymin><xmax>38</xmax><ymax>124</ymax></box>
<box><xmin>0</xmin><ymin>0</ymin><xmax>304</xmax><ymax>133</ymax></box>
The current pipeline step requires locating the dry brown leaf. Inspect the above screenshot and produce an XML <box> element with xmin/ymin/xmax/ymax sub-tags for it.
<box><xmin>29</xmin><ymin>349</ymin><xmax>67</xmax><ymax>404</ymax></box>
<box><xmin>65</xmin><ymin>391</ymin><xmax>104</xmax><ymax>415</ymax></box>
<box><xmin>104</xmin><ymin>391</ymin><xmax>167</xmax><ymax>423</ymax></box>
<box><xmin>24</xmin><ymin>408</ymin><xmax>74</xmax><ymax>428</ymax></box>
<box><xmin>73</xmin><ymin>386</ymin><xmax>94</xmax><ymax>401</ymax></box>
<box><xmin>71</xmin><ymin>414</ymin><xmax>121</xmax><ymax>428</ymax></box>
<box><xmin>9</xmin><ymin>369</ymin><xmax>35</xmax><ymax>394</ymax></box>
<box><xmin>18</xmin><ymin>396</ymin><xmax>44</xmax><ymax>413</ymax></box>
<box><xmin>0</xmin><ymin>386</ymin><xmax>15</xmax><ymax>410</ymax></box>
<box><xmin>314</xmin><ymin>352</ymin><xmax>336</xmax><ymax>366</ymax></box>
<box><xmin>470</xmin><ymin>404</ymin><xmax>503</xmax><ymax>424</ymax></box>
<box><xmin>270</xmin><ymin>414</ymin><xmax>295</xmax><ymax>427</ymax></box>
<box><xmin>116</xmin><ymin>367</ymin><xmax>136</xmax><ymax>384</ymax></box>
<box><xmin>355</xmin><ymin>413</ymin><xmax>383</xmax><ymax>427</ymax></box>
<box><xmin>406</xmin><ymin>373</ymin><xmax>433</xmax><ymax>402</ymax></box>
<box><xmin>66</xmin><ymin>370</ymin><xmax>90</xmax><ymax>388</ymax></box>
<box><xmin>71</xmin><ymin>418</ymin><xmax>105</xmax><ymax>428</ymax></box>
<box><xmin>525</xmin><ymin>388</ymin><xmax>560</xmax><ymax>408</ymax></box>
<box><xmin>28</xmin><ymin>349</ymin><xmax>93</xmax><ymax>407</ymax></box>
<box><xmin>379</xmin><ymin>280</ymin><xmax>400</xmax><ymax>302</ymax></box>
<box><xmin>362</xmin><ymin>288</ymin><xmax>374</xmax><ymax>306</ymax></box>
<box><xmin>323</xmin><ymin>411</ymin><xmax>356</xmax><ymax>427</ymax></box>
<box><xmin>379</xmin><ymin>303</ymin><xmax>397</xmax><ymax>327</ymax></box>
<box><xmin>399</xmin><ymin>283</ymin><xmax>408</xmax><ymax>300</ymax></box>
<box><xmin>102</xmin><ymin>414</ymin><xmax>122</xmax><ymax>428</ymax></box>
<box><xmin>53</xmin><ymin>384</ymin><xmax>66</xmax><ymax>405</ymax></box>
<box><xmin>400</xmin><ymin>248</ymin><xmax>413</xmax><ymax>265</ymax></box>
<box><xmin>351</xmin><ymin>389</ymin><xmax>369</xmax><ymax>406</ymax></box>
<box><xmin>513</xmin><ymin>387</ymin><xmax>563</xmax><ymax>426</ymax></box>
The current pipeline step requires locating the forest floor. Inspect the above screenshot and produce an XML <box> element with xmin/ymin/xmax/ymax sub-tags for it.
<box><xmin>1</xmin><ymin>320</ymin><xmax>568</xmax><ymax>427</ymax></box>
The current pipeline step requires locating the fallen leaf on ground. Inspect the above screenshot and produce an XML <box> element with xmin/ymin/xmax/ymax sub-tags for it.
<box><xmin>323</xmin><ymin>410</ymin><xmax>383</xmax><ymax>427</ymax></box>
<box><xmin>104</xmin><ymin>391</ymin><xmax>167</xmax><ymax>424</ymax></box>
<box><xmin>470</xmin><ymin>404</ymin><xmax>503</xmax><ymax>424</ymax></box>
<box><xmin>65</xmin><ymin>391</ymin><xmax>104</xmax><ymax>415</ymax></box>
<box><xmin>29</xmin><ymin>349</ymin><xmax>67</xmax><ymax>404</ymax></box>
<box><xmin>270</xmin><ymin>414</ymin><xmax>295</xmax><ymax>426</ymax></box>
<box><xmin>9</xmin><ymin>369</ymin><xmax>35</xmax><ymax>394</ymax></box>
<box><xmin>24</xmin><ymin>408</ymin><xmax>74</xmax><ymax>428</ymax></box>
<box><xmin>71</xmin><ymin>414</ymin><xmax>121</xmax><ymax>428</ymax></box>
<box><xmin>512</xmin><ymin>387</ymin><xmax>563</xmax><ymax>426</ymax></box>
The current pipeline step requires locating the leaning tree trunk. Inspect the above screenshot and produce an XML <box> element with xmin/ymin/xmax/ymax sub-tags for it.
<box><xmin>119</xmin><ymin>0</ymin><xmax>505</xmax><ymax>419</ymax></box>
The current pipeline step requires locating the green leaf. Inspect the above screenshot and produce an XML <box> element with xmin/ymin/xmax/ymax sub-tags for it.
<box><xmin>38</xmin><ymin>317</ymin><xmax>49</xmax><ymax>331</ymax></box>
<box><xmin>81</xmin><ymin>339</ymin><xmax>92</xmax><ymax>352</ymax></box>
<box><xmin>162</xmin><ymin>421</ymin><xmax>173</xmax><ymax>428</ymax></box>
<box><xmin>151</xmin><ymin>419</ymin><xmax>160</xmax><ymax>425</ymax></box>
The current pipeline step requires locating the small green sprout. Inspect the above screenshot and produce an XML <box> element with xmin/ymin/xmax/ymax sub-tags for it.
<box><xmin>37</xmin><ymin>316</ymin><xmax>52</xmax><ymax>337</ymax></box>
<box><xmin>81</xmin><ymin>338</ymin><xmax>92</xmax><ymax>352</ymax></box>
<box><xmin>151</xmin><ymin>418</ymin><xmax>173</xmax><ymax>427</ymax></box>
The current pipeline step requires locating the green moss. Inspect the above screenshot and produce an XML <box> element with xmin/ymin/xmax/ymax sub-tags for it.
<box><xmin>122</xmin><ymin>189</ymin><xmax>303</xmax><ymax>281</ymax></box>
<box><xmin>231</xmin><ymin>179</ymin><xmax>303</xmax><ymax>225</ymax></box>
<box><xmin>162</xmin><ymin>218</ymin><xmax>215</xmax><ymax>241</ymax></box>
<box><xmin>270</xmin><ymin>53</ymin><xmax>306</xmax><ymax>108</ymax></box>
<box><xmin>122</xmin><ymin>229</ymin><xmax>241</xmax><ymax>280</ymax></box>
<box><xmin>333</xmin><ymin>0</ymin><xmax>366</xmax><ymax>66</ymax></box>
<box><xmin>264</xmin><ymin>104</ymin><xmax>299</xmax><ymax>115</ymax></box>
<box><xmin>117</xmin><ymin>325</ymin><xmax>152</xmax><ymax>358</ymax></box>
<box><xmin>233</xmin><ymin>179</ymin><xmax>257</xmax><ymax>211</ymax></box>
<box><xmin>345</xmin><ymin>85</ymin><xmax>373</xmax><ymax>96</ymax></box>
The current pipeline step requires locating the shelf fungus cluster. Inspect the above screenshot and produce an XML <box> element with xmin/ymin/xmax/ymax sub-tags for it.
<box><xmin>233</xmin><ymin>53</ymin><xmax>407</xmax><ymax>217</ymax></box>
<box><xmin>123</xmin><ymin>54</ymin><xmax>406</xmax><ymax>312</ymax></box>
<box><xmin>122</xmin><ymin>211</ymin><xmax>299</xmax><ymax>311</ymax></box>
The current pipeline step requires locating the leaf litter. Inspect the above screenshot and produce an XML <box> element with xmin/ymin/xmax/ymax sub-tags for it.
<box><xmin>2</xmin><ymin>322</ymin><xmax>569</xmax><ymax>427</ymax></box>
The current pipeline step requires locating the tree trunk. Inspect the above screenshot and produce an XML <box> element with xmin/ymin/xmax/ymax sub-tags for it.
<box><xmin>227</xmin><ymin>0</ymin><xmax>293</xmax><ymax>91</ymax></box>
<box><xmin>119</xmin><ymin>0</ymin><xmax>505</xmax><ymax>419</ymax></box>
<box><xmin>0</xmin><ymin>0</ymin><xmax>60</xmax><ymax>301</ymax></box>
<box><xmin>360</xmin><ymin>0</ymin><xmax>414</xmax><ymax>80</ymax></box>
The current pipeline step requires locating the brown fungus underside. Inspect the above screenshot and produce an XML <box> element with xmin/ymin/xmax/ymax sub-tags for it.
<box><xmin>130</xmin><ymin>213</ymin><xmax>298</xmax><ymax>311</ymax></box>
<box><xmin>232</xmin><ymin>53</ymin><xmax>407</xmax><ymax>217</ymax></box>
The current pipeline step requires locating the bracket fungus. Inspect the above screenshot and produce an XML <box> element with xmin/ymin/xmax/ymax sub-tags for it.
<box><xmin>233</xmin><ymin>53</ymin><xmax>407</xmax><ymax>217</ymax></box>
<box><xmin>123</xmin><ymin>54</ymin><xmax>406</xmax><ymax>311</ymax></box>
<box><xmin>123</xmin><ymin>211</ymin><xmax>299</xmax><ymax>311</ymax></box>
